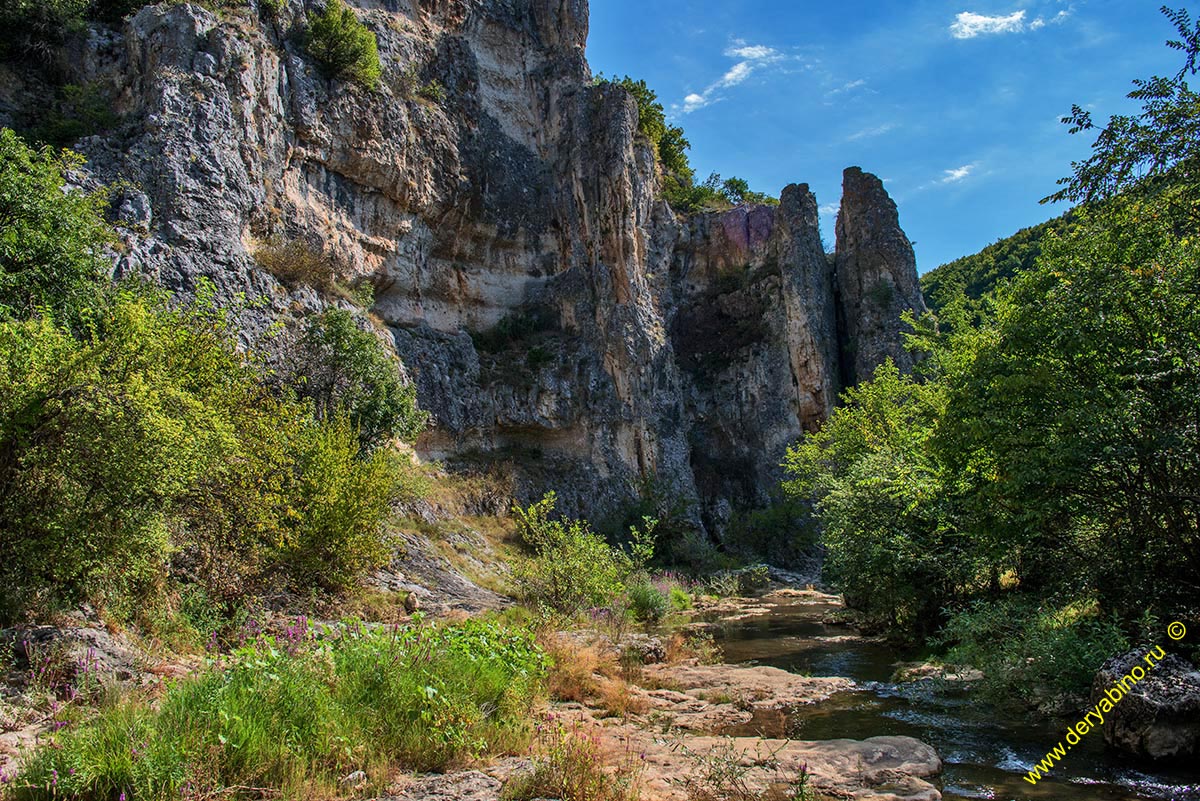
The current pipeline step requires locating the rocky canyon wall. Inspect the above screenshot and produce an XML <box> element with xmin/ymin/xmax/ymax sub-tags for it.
<box><xmin>0</xmin><ymin>0</ymin><xmax>925</xmax><ymax>532</ymax></box>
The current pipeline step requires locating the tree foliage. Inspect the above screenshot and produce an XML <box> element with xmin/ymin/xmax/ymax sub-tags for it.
<box><xmin>283</xmin><ymin>308</ymin><xmax>427</xmax><ymax>453</ymax></box>
<box><xmin>0</xmin><ymin>129</ymin><xmax>110</xmax><ymax>321</ymax></box>
<box><xmin>0</xmin><ymin>129</ymin><xmax>425</xmax><ymax>623</ymax></box>
<box><xmin>1046</xmin><ymin>6</ymin><xmax>1200</xmax><ymax>206</ymax></box>
<box><xmin>920</xmin><ymin>213</ymin><xmax>1074</xmax><ymax>317</ymax></box>
<box><xmin>510</xmin><ymin>493</ymin><xmax>631</xmax><ymax>614</ymax></box>
<box><xmin>305</xmin><ymin>0</ymin><xmax>382</xmax><ymax>90</ymax></box>
<box><xmin>789</xmin><ymin>9</ymin><xmax>1200</xmax><ymax>692</ymax></box>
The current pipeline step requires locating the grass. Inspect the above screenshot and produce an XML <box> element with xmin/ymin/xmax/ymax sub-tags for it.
<box><xmin>8</xmin><ymin>619</ymin><xmax>547</xmax><ymax>800</ymax></box>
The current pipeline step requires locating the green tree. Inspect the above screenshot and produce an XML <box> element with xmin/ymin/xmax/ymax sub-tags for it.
<box><xmin>0</xmin><ymin>129</ymin><xmax>110</xmax><ymax>321</ymax></box>
<box><xmin>1045</xmin><ymin>6</ymin><xmax>1200</xmax><ymax>206</ymax></box>
<box><xmin>283</xmin><ymin>308</ymin><xmax>426</xmax><ymax>452</ymax></box>
<box><xmin>935</xmin><ymin>189</ymin><xmax>1200</xmax><ymax>623</ymax></box>
<box><xmin>304</xmin><ymin>0</ymin><xmax>382</xmax><ymax>90</ymax></box>
<box><xmin>783</xmin><ymin>361</ymin><xmax>976</xmax><ymax>634</ymax></box>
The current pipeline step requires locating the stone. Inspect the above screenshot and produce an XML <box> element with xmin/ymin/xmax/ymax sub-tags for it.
<box><xmin>386</xmin><ymin>770</ymin><xmax>502</xmax><ymax>801</ymax></box>
<box><xmin>403</xmin><ymin>592</ymin><xmax>420</xmax><ymax>614</ymax></box>
<box><xmin>1093</xmin><ymin>650</ymin><xmax>1200</xmax><ymax>761</ymax></box>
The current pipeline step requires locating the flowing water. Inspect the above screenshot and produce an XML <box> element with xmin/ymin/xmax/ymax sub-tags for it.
<box><xmin>708</xmin><ymin>596</ymin><xmax>1199</xmax><ymax>801</ymax></box>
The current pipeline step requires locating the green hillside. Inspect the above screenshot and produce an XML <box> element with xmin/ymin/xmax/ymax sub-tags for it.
<box><xmin>921</xmin><ymin>213</ymin><xmax>1074</xmax><ymax>313</ymax></box>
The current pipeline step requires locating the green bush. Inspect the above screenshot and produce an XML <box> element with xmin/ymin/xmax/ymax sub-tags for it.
<box><xmin>13</xmin><ymin>619</ymin><xmax>547</xmax><ymax>799</ymax></box>
<box><xmin>725</xmin><ymin>498</ymin><xmax>819</xmax><ymax>568</ymax></box>
<box><xmin>626</xmin><ymin>580</ymin><xmax>669</xmax><ymax>623</ymax></box>
<box><xmin>304</xmin><ymin>0</ymin><xmax>382</xmax><ymax>89</ymax></box>
<box><xmin>276</xmin><ymin>415</ymin><xmax>402</xmax><ymax>591</ymax></box>
<box><xmin>669</xmin><ymin>585</ymin><xmax>692</xmax><ymax>611</ymax></box>
<box><xmin>937</xmin><ymin>597</ymin><xmax>1130</xmax><ymax>708</ymax></box>
<box><xmin>784</xmin><ymin>361</ymin><xmax>976</xmax><ymax>635</ymax></box>
<box><xmin>283</xmin><ymin>308</ymin><xmax>427</xmax><ymax>453</ymax></box>
<box><xmin>24</xmin><ymin>82</ymin><xmax>121</xmax><ymax>149</ymax></box>
<box><xmin>0</xmin><ymin>128</ymin><xmax>111</xmax><ymax>321</ymax></box>
<box><xmin>0</xmin><ymin>284</ymin><xmax>265</xmax><ymax>619</ymax></box>
<box><xmin>511</xmin><ymin>493</ymin><xmax>629</xmax><ymax>614</ymax></box>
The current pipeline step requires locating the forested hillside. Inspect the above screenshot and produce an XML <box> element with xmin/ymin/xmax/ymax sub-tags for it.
<box><xmin>919</xmin><ymin>213</ymin><xmax>1072</xmax><ymax>313</ymax></box>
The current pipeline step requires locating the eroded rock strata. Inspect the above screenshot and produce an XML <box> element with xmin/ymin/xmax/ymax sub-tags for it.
<box><xmin>0</xmin><ymin>0</ymin><xmax>923</xmax><ymax>528</ymax></box>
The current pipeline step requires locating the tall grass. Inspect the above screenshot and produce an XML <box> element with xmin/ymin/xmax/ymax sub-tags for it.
<box><xmin>10</xmin><ymin>619</ymin><xmax>547</xmax><ymax>800</ymax></box>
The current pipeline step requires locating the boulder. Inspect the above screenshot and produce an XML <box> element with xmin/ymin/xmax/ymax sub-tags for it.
<box><xmin>1093</xmin><ymin>649</ymin><xmax>1200</xmax><ymax>761</ymax></box>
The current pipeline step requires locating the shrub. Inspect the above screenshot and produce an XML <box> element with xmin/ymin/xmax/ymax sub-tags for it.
<box><xmin>668</xmin><ymin>585</ymin><xmax>692</xmax><ymax>611</ymax></box>
<box><xmin>724</xmin><ymin>498</ymin><xmax>819</xmax><ymax>568</ymax></box>
<box><xmin>252</xmin><ymin>237</ymin><xmax>339</xmax><ymax>293</ymax></box>
<box><xmin>937</xmin><ymin>597</ymin><xmax>1130</xmax><ymax>709</ymax></box>
<box><xmin>0</xmin><ymin>284</ymin><xmax>269</xmax><ymax>620</ymax></box>
<box><xmin>502</xmin><ymin>714</ymin><xmax>643</xmax><ymax>801</ymax></box>
<box><xmin>469</xmin><ymin>309</ymin><xmax>555</xmax><ymax>353</ymax></box>
<box><xmin>25</xmin><ymin>82</ymin><xmax>121</xmax><ymax>149</ymax></box>
<box><xmin>304</xmin><ymin>0</ymin><xmax>382</xmax><ymax>90</ymax></box>
<box><xmin>274</xmin><ymin>415</ymin><xmax>401</xmax><ymax>591</ymax></box>
<box><xmin>282</xmin><ymin>308</ymin><xmax>427</xmax><ymax>452</ymax></box>
<box><xmin>626</xmin><ymin>580</ymin><xmax>669</xmax><ymax>623</ymax></box>
<box><xmin>0</xmin><ymin>129</ymin><xmax>111</xmax><ymax>321</ymax></box>
<box><xmin>511</xmin><ymin>493</ymin><xmax>629</xmax><ymax>614</ymax></box>
<box><xmin>13</xmin><ymin>619</ymin><xmax>547</xmax><ymax>799</ymax></box>
<box><xmin>0</xmin><ymin>282</ymin><xmax>393</xmax><ymax>621</ymax></box>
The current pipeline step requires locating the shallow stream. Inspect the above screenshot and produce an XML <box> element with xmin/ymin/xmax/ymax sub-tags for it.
<box><xmin>709</xmin><ymin>597</ymin><xmax>1199</xmax><ymax>801</ymax></box>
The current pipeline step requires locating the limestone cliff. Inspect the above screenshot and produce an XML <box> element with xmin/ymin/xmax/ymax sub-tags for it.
<box><xmin>0</xmin><ymin>0</ymin><xmax>924</xmax><ymax>532</ymax></box>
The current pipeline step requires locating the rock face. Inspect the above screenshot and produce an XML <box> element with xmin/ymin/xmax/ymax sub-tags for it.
<box><xmin>0</xmin><ymin>0</ymin><xmax>924</xmax><ymax>530</ymax></box>
<box><xmin>1093</xmin><ymin>650</ymin><xmax>1200</xmax><ymax>762</ymax></box>
<box><xmin>836</xmin><ymin>167</ymin><xmax>927</xmax><ymax>384</ymax></box>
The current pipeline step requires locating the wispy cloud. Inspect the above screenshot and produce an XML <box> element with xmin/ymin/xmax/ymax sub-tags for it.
<box><xmin>826</xmin><ymin>78</ymin><xmax>867</xmax><ymax>97</ymax></box>
<box><xmin>949</xmin><ymin>8</ymin><xmax>1071</xmax><ymax>39</ymax></box>
<box><xmin>679</xmin><ymin>41</ymin><xmax>785</xmax><ymax>114</ymax></box>
<box><xmin>940</xmin><ymin>163</ymin><xmax>977</xmax><ymax>183</ymax></box>
<box><xmin>847</xmin><ymin>122</ymin><xmax>897</xmax><ymax>141</ymax></box>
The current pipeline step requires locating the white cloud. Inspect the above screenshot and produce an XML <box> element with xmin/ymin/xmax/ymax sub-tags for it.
<box><xmin>678</xmin><ymin>42</ymin><xmax>785</xmax><ymax>114</ymax></box>
<box><xmin>940</xmin><ymin>164</ymin><xmax>976</xmax><ymax>183</ymax></box>
<box><xmin>950</xmin><ymin>7</ymin><xmax>1072</xmax><ymax>39</ymax></box>
<box><xmin>725</xmin><ymin>44</ymin><xmax>777</xmax><ymax>60</ymax></box>
<box><xmin>950</xmin><ymin>10</ymin><xmax>1027</xmax><ymax>39</ymax></box>
<box><xmin>819</xmin><ymin>203</ymin><xmax>839</xmax><ymax>216</ymax></box>
<box><xmin>827</xmin><ymin>79</ymin><xmax>866</xmax><ymax>97</ymax></box>
<box><xmin>847</xmin><ymin>122</ymin><xmax>896</xmax><ymax>141</ymax></box>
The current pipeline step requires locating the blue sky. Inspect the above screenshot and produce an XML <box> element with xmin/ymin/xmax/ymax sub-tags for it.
<box><xmin>585</xmin><ymin>0</ymin><xmax>1185</xmax><ymax>272</ymax></box>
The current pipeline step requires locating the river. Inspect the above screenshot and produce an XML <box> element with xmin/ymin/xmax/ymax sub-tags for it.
<box><xmin>707</xmin><ymin>595</ymin><xmax>1199</xmax><ymax>801</ymax></box>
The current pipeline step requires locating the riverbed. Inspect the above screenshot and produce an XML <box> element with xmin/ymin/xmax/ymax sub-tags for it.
<box><xmin>707</xmin><ymin>594</ymin><xmax>1199</xmax><ymax>801</ymax></box>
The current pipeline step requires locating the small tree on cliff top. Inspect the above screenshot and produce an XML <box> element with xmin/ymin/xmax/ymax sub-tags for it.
<box><xmin>305</xmin><ymin>0</ymin><xmax>382</xmax><ymax>90</ymax></box>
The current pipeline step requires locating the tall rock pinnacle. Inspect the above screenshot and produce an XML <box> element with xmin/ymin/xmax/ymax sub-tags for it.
<box><xmin>834</xmin><ymin>167</ymin><xmax>927</xmax><ymax>384</ymax></box>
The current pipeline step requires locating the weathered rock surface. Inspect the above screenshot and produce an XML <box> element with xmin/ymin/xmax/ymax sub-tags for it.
<box><xmin>1093</xmin><ymin>650</ymin><xmax>1200</xmax><ymax>761</ymax></box>
<box><xmin>0</xmin><ymin>0</ymin><xmax>925</xmax><ymax>530</ymax></box>
<box><xmin>836</xmin><ymin>167</ymin><xmax>927</xmax><ymax>384</ymax></box>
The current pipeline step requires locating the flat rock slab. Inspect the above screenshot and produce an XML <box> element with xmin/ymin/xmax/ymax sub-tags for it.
<box><xmin>644</xmin><ymin>662</ymin><xmax>855</xmax><ymax>710</ymax></box>
<box><xmin>630</xmin><ymin>730</ymin><xmax>942</xmax><ymax>801</ymax></box>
